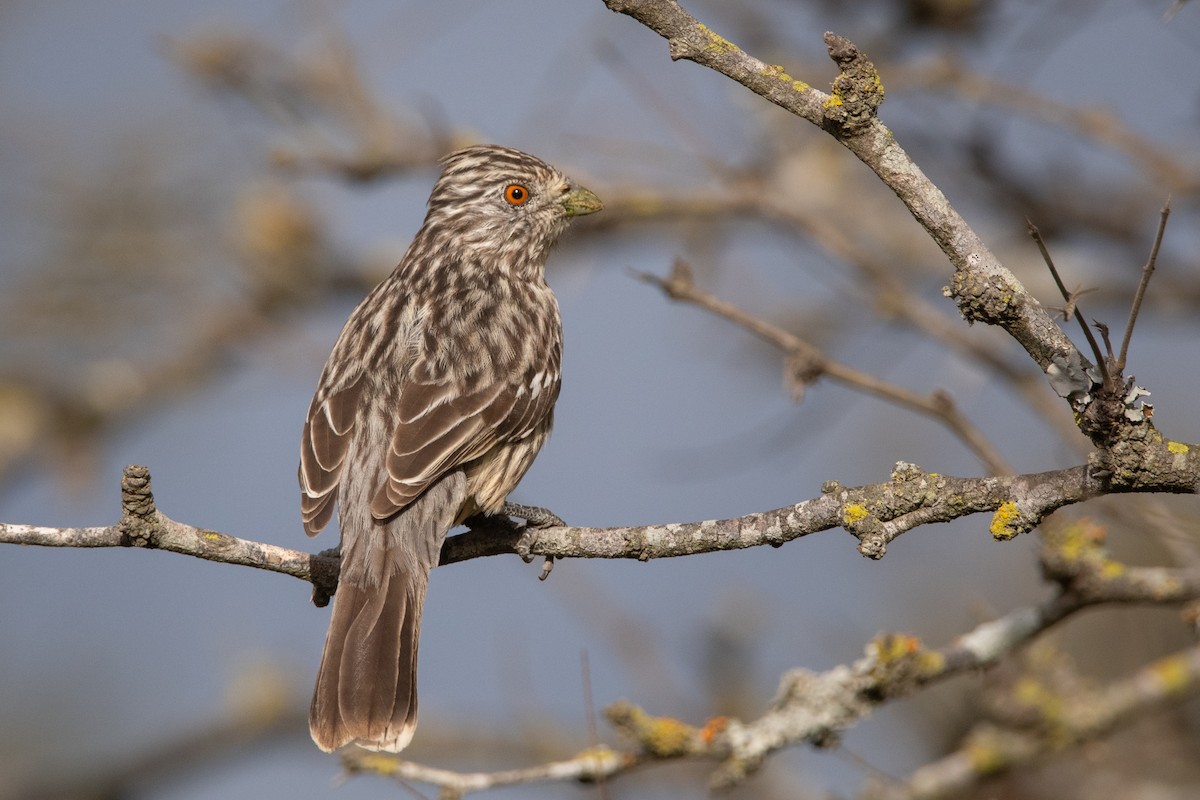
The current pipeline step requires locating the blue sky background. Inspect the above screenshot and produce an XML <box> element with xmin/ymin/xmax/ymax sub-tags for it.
<box><xmin>2</xmin><ymin>2</ymin><xmax>1199</xmax><ymax>798</ymax></box>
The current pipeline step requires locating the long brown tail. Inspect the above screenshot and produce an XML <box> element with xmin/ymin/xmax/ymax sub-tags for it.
<box><xmin>309</xmin><ymin>562</ymin><xmax>426</xmax><ymax>752</ymax></box>
<box><xmin>309</xmin><ymin>471</ymin><xmax>465</xmax><ymax>753</ymax></box>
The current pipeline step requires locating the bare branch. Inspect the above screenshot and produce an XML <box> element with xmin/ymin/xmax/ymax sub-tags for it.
<box><xmin>602</xmin><ymin>1</ymin><xmax>1082</xmax><ymax>379</ymax></box>
<box><xmin>6</xmin><ymin>446</ymin><xmax>1198</xmax><ymax>590</ymax></box>
<box><xmin>879</xmin><ymin>642</ymin><xmax>1200</xmax><ymax>800</ymax></box>
<box><xmin>639</xmin><ymin>259</ymin><xmax>1014</xmax><ymax>475</ymax></box>
<box><xmin>1026</xmin><ymin>220</ymin><xmax>1110</xmax><ymax>386</ymax></box>
<box><xmin>1117</xmin><ymin>200</ymin><xmax>1171</xmax><ymax>371</ymax></box>
<box><xmin>889</xmin><ymin>59</ymin><xmax>1200</xmax><ymax>194</ymax></box>
<box><xmin>347</xmin><ymin>556</ymin><xmax>1200</xmax><ymax>798</ymax></box>
<box><xmin>343</xmin><ymin>746</ymin><xmax>636</xmax><ymax>798</ymax></box>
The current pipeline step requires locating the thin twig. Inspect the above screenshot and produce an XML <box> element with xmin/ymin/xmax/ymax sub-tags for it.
<box><xmin>638</xmin><ymin>259</ymin><xmax>1014</xmax><ymax>475</ymax></box>
<box><xmin>602</xmin><ymin>0</ymin><xmax>1086</xmax><ymax>413</ymax></box>
<box><xmin>1094</xmin><ymin>321</ymin><xmax>1113</xmax><ymax>363</ymax></box>
<box><xmin>342</xmin><ymin>746</ymin><xmax>636</xmax><ymax>797</ymax></box>
<box><xmin>888</xmin><ymin>642</ymin><xmax>1200</xmax><ymax>800</ymax></box>
<box><xmin>889</xmin><ymin>59</ymin><xmax>1198</xmax><ymax>193</ymax></box>
<box><xmin>1117</xmin><ymin>199</ymin><xmax>1171</xmax><ymax>370</ymax></box>
<box><xmin>1027</xmin><ymin>220</ymin><xmax>1110</xmax><ymax>386</ymax></box>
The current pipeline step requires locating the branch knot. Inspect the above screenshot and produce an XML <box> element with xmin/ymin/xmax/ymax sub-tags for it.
<box><xmin>946</xmin><ymin>258</ymin><xmax>1023</xmax><ymax>326</ymax></box>
<box><xmin>821</xmin><ymin>32</ymin><xmax>884</xmax><ymax>131</ymax></box>
<box><xmin>118</xmin><ymin>464</ymin><xmax>158</xmax><ymax>547</ymax></box>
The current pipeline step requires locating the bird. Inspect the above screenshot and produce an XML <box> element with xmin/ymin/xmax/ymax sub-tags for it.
<box><xmin>299</xmin><ymin>144</ymin><xmax>601</xmax><ymax>753</ymax></box>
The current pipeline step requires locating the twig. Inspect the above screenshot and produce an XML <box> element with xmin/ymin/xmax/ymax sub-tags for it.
<box><xmin>344</xmin><ymin>576</ymin><xmax>1200</xmax><ymax>797</ymax></box>
<box><xmin>884</xmin><ymin>642</ymin><xmax>1200</xmax><ymax>800</ymax></box>
<box><xmin>602</xmin><ymin>0</ymin><xmax>1083</xmax><ymax>379</ymax></box>
<box><xmin>1117</xmin><ymin>200</ymin><xmax>1171</xmax><ymax>371</ymax></box>
<box><xmin>5</xmin><ymin>442</ymin><xmax>1199</xmax><ymax>575</ymax></box>
<box><xmin>638</xmin><ymin>259</ymin><xmax>1014</xmax><ymax>475</ymax></box>
<box><xmin>757</xmin><ymin>191</ymin><xmax>1089</xmax><ymax>455</ymax></box>
<box><xmin>1026</xmin><ymin>220</ymin><xmax>1110</xmax><ymax>386</ymax></box>
<box><xmin>0</xmin><ymin>465</ymin><xmax>334</xmax><ymax>589</ymax></box>
<box><xmin>889</xmin><ymin>59</ymin><xmax>1199</xmax><ymax>194</ymax></box>
<box><xmin>342</xmin><ymin>746</ymin><xmax>637</xmax><ymax>798</ymax></box>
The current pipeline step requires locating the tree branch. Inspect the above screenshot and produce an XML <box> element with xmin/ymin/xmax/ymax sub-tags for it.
<box><xmin>4</xmin><ymin>445</ymin><xmax>1198</xmax><ymax>592</ymax></box>
<box><xmin>639</xmin><ymin>258</ymin><xmax>1014</xmax><ymax>476</ymax></box>
<box><xmin>602</xmin><ymin>0</ymin><xmax>1085</xmax><ymax>401</ymax></box>
<box><xmin>343</xmin><ymin>746</ymin><xmax>637</xmax><ymax>798</ymax></box>
<box><xmin>343</xmin><ymin>546</ymin><xmax>1200</xmax><ymax>796</ymax></box>
<box><xmin>881</xmin><ymin>642</ymin><xmax>1200</xmax><ymax>799</ymax></box>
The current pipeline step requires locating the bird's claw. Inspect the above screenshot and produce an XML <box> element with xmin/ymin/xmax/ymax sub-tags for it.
<box><xmin>515</xmin><ymin>527</ymin><xmax>538</xmax><ymax>563</ymax></box>
<box><xmin>504</xmin><ymin>502</ymin><xmax>564</xmax><ymax>580</ymax></box>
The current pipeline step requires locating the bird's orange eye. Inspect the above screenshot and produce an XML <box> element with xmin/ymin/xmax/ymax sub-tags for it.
<box><xmin>503</xmin><ymin>183</ymin><xmax>530</xmax><ymax>206</ymax></box>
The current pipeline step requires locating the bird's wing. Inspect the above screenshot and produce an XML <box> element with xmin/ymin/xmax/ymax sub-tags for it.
<box><xmin>370</xmin><ymin>363</ymin><xmax>560</xmax><ymax>520</ymax></box>
<box><xmin>299</xmin><ymin>375</ymin><xmax>365</xmax><ymax>537</ymax></box>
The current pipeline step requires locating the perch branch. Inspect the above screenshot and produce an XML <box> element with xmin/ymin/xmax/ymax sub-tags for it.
<box><xmin>5</xmin><ymin>448</ymin><xmax>1198</xmax><ymax>585</ymax></box>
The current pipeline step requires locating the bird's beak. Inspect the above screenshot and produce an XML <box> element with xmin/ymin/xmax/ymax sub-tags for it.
<box><xmin>560</xmin><ymin>185</ymin><xmax>603</xmax><ymax>217</ymax></box>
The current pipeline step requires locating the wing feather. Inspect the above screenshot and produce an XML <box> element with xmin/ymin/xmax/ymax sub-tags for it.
<box><xmin>303</xmin><ymin>295</ymin><xmax>561</xmax><ymax>530</ymax></box>
<box><xmin>299</xmin><ymin>376</ymin><xmax>365</xmax><ymax>537</ymax></box>
<box><xmin>370</xmin><ymin>382</ymin><xmax>516</xmax><ymax>519</ymax></box>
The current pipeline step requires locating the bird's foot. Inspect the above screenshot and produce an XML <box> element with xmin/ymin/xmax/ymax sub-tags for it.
<box><xmin>503</xmin><ymin>502</ymin><xmax>565</xmax><ymax>581</ymax></box>
<box><xmin>310</xmin><ymin>547</ymin><xmax>342</xmax><ymax>608</ymax></box>
<box><xmin>502</xmin><ymin>502</ymin><xmax>566</xmax><ymax>529</ymax></box>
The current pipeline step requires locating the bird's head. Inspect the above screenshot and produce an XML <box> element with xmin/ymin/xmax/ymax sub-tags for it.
<box><xmin>422</xmin><ymin>144</ymin><xmax>601</xmax><ymax>277</ymax></box>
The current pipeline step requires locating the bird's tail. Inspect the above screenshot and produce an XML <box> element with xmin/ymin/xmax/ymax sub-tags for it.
<box><xmin>309</xmin><ymin>563</ymin><xmax>426</xmax><ymax>753</ymax></box>
<box><xmin>309</xmin><ymin>473</ymin><xmax>464</xmax><ymax>753</ymax></box>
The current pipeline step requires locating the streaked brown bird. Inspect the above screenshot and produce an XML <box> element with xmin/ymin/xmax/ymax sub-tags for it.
<box><xmin>299</xmin><ymin>145</ymin><xmax>601</xmax><ymax>752</ymax></box>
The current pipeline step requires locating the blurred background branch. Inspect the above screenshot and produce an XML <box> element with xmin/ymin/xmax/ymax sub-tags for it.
<box><xmin>2</xmin><ymin>2</ymin><xmax>1199</xmax><ymax>799</ymax></box>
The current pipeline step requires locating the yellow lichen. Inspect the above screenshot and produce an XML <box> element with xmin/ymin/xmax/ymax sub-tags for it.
<box><xmin>642</xmin><ymin>716</ymin><xmax>694</xmax><ymax>757</ymax></box>
<box><xmin>964</xmin><ymin>734</ymin><xmax>1007</xmax><ymax>774</ymax></box>
<box><xmin>842</xmin><ymin>503</ymin><xmax>869</xmax><ymax>526</ymax></box>
<box><xmin>918</xmin><ymin>649</ymin><xmax>947</xmax><ymax>675</ymax></box>
<box><xmin>353</xmin><ymin>752</ymin><xmax>400</xmax><ymax>775</ymax></box>
<box><xmin>696</xmin><ymin>23</ymin><xmax>739</xmax><ymax>54</ymax></box>
<box><xmin>1013</xmin><ymin>677</ymin><xmax>1064</xmax><ymax>721</ymax></box>
<box><xmin>1167</xmin><ymin>441</ymin><xmax>1189</xmax><ymax>454</ymax></box>
<box><xmin>870</xmin><ymin>633</ymin><xmax>922</xmax><ymax>663</ymax></box>
<box><xmin>1050</xmin><ymin>519</ymin><xmax>1106</xmax><ymax>561</ymax></box>
<box><xmin>823</xmin><ymin>93</ymin><xmax>844</xmax><ymax>109</ymax></box>
<box><xmin>761</xmin><ymin>63</ymin><xmax>807</xmax><ymax>93</ymax></box>
<box><xmin>989</xmin><ymin>501</ymin><xmax>1021</xmax><ymax>540</ymax></box>
<box><xmin>1151</xmin><ymin>654</ymin><xmax>1193</xmax><ymax>694</ymax></box>
<box><xmin>865</xmin><ymin>633</ymin><xmax>945</xmax><ymax>682</ymax></box>
<box><xmin>870</xmin><ymin>70</ymin><xmax>886</xmax><ymax>98</ymax></box>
